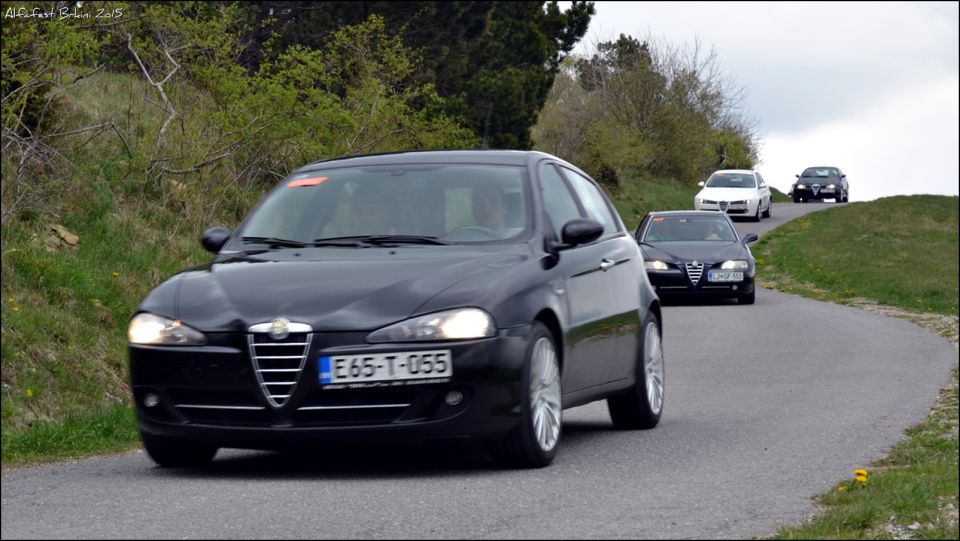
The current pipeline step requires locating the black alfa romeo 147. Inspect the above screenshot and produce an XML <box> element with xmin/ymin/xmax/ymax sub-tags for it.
<box><xmin>128</xmin><ymin>150</ymin><xmax>664</xmax><ymax>469</ymax></box>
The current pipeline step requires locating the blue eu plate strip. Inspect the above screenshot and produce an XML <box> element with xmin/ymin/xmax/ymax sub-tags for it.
<box><xmin>319</xmin><ymin>356</ymin><xmax>333</xmax><ymax>384</ymax></box>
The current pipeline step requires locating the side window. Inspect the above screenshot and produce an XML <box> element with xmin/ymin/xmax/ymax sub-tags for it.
<box><xmin>538</xmin><ymin>163</ymin><xmax>583</xmax><ymax>240</ymax></box>
<box><xmin>562</xmin><ymin>168</ymin><xmax>619</xmax><ymax>235</ymax></box>
<box><xmin>757</xmin><ymin>174</ymin><xmax>767</xmax><ymax>188</ymax></box>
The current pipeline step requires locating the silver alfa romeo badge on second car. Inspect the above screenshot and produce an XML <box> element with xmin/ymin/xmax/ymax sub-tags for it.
<box><xmin>269</xmin><ymin>317</ymin><xmax>290</xmax><ymax>340</ymax></box>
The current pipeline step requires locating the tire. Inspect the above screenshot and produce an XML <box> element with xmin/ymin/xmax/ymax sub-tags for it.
<box><xmin>141</xmin><ymin>432</ymin><xmax>218</xmax><ymax>468</ymax></box>
<box><xmin>738</xmin><ymin>288</ymin><xmax>755</xmax><ymax>305</ymax></box>
<box><xmin>608</xmin><ymin>313</ymin><xmax>664</xmax><ymax>430</ymax></box>
<box><xmin>793</xmin><ymin>197</ymin><xmax>801</xmax><ymax>204</ymax></box>
<box><xmin>491</xmin><ymin>322</ymin><xmax>562</xmax><ymax>468</ymax></box>
<box><xmin>752</xmin><ymin>203</ymin><xmax>761</xmax><ymax>222</ymax></box>
<box><xmin>762</xmin><ymin>201</ymin><xmax>771</xmax><ymax>218</ymax></box>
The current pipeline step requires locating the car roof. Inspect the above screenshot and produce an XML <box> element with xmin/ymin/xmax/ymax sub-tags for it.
<box><xmin>711</xmin><ymin>169</ymin><xmax>755</xmax><ymax>175</ymax></box>
<box><xmin>647</xmin><ymin>210</ymin><xmax>733</xmax><ymax>218</ymax></box>
<box><xmin>292</xmin><ymin>149</ymin><xmax>563</xmax><ymax>174</ymax></box>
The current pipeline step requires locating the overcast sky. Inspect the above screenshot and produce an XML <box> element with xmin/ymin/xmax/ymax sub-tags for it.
<box><xmin>564</xmin><ymin>1</ymin><xmax>959</xmax><ymax>201</ymax></box>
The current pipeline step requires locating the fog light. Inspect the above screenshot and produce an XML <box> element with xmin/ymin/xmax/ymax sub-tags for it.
<box><xmin>445</xmin><ymin>390</ymin><xmax>463</xmax><ymax>406</ymax></box>
<box><xmin>732</xmin><ymin>285</ymin><xmax>738</xmax><ymax>291</ymax></box>
<box><xmin>143</xmin><ymin>393</ymin><xmax>160</xmax><ymax>408</ymax></box>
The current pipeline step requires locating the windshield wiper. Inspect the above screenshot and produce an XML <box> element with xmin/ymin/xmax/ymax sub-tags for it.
<box><xmin>241</xmin><ymin>236</ymin><xmax>307</xmax><ymax>248</ymax></box>
<box><xmin>362</xmin><ymin>235</ymin><xmax>450</xmax><ymax>245</ymax></box>
<box><xmin>312</xmin><ymin>235</ymin><xmax>450</xmax><ymax>246</ymax></box>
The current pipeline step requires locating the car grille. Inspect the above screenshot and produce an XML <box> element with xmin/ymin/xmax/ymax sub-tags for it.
<box><xmin>685</xmin><ymin>262</ymin><xmax>704</xmax><ymax>285</ymax></box>
<box><xmin>248</xmin><ymin>331</ymin><xmax>312</xmax><ymax>407</ymax></box>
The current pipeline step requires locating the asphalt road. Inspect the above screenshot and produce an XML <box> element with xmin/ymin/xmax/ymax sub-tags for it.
<box><xmin>2</xmin><ymin>203</ymin><xmax>956</xmax><ymax>539</ymax></box>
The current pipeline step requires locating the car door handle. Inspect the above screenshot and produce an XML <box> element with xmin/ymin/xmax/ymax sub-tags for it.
<box><xmin>599</xmin><ymin>258</ymin><xmax>615</xmax><ymax>271</ymax></box>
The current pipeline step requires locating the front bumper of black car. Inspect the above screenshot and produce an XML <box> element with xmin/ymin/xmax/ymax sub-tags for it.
<box><xmin>130</xmin><ymin>326</ymin><xmax>534</xmax><ymax>449</ymax></box>
<box><xmin>645</xmin><ymin>268</ymin><xmax>754</xmax><ymax>298</ymax></box>
<box><xmin>793</xmin><ymin>186</ymin><xmax>839</xmax><ymax>200</ymax></box>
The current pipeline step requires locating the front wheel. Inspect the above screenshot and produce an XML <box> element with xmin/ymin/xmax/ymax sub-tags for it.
<box><xmin>491</xmin><ymin>322</ymin><xmax>562</xmax><ymax>468</ymax></box>
<box><xmin>141</xmin><ymin>432</ymin><xmax>218</xmax><ymax>468</ymax></box>
<box><xmin>762</xmin><ymin>201</ymin><xmax>771</xmax><ymax>218</ymax></box>
<box><xmin>608</xmin><ymin>313</ymin><xmax>664</xmax><ymax>429</ymax></box>
<box><xmin>738</xmin><ymin>289</ymin><xmax>756</xmax><ymax>305</ymax></box>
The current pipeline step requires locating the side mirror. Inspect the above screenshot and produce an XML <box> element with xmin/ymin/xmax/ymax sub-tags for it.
<box><xmin>743</xmin><ymin>233</ymin><xmax>759</xmax><ymax>244</ymax></box>
<box><xmin>795</xmin><ymin>174</ymin><xmax>800</xmax><ymax>178</ymax></box>
<box><xmin>560</xmin><ymin>218</ymin><xmax>604</xmax><ymax>247</ymax></box>
<box><xmin>697</xmin><ymin>181</ymin><xmax>705</xmax><ymax>187</ymax></box>
<box><xmin>202</xmin><ymin>227</ymin><xmax>231</xmax><ymax>253</ymax></box>
<box><xmin>841</xmin><ymin>174</ymin><xmax>846</xmax><ymax>178</ymax></box>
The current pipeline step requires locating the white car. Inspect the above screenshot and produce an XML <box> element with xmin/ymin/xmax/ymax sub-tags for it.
<box><xmin>694</xmin><ymin>169</ymin><xmax>772</xmax><ymax>221</ymax></box>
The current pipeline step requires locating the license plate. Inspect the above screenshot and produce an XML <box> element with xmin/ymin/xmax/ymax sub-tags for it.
<box><xmin>708</xmin><ymin>271</ymin><xmax>743</xmax><ymax>282</ymax></box>
<box><xmin>318</xmin><ymin>350</ymin><xmax>453</xmax><ymax>384</ymax></box>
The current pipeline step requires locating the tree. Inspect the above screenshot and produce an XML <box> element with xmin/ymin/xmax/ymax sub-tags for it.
<box><xmin>232</xmin><ymin>1</ymin><xmax>595</xmax><ymax>149</ymax></box>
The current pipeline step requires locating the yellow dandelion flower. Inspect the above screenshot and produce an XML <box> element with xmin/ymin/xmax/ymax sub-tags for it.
<box><xmin>837</xmin><ymin>486</ymin><xmax>847</xmax><ymax>492</ymax></box>
<box><xmin>854</xmin><ymin>469</ymin><xmax>868</xmax><ymax>484</ymax></box>
<box><xmin>113</xmin><ymin>272</ymin><xmax>120</xmax><ymax>278</ymax></box>
<box><xmin>12</xmin><ymin>306</ymin><xmax>19</xmax><ymax>313</ymax></box>
<box><xmin>26</xmin><ymin>389</ymin><xmax>33</xmax><ymax>398</ymax></box>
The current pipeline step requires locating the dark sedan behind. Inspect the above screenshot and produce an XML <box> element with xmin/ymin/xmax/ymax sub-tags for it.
<box><xmin>636</xmin><ymin>211</ymin><xmax>758</xmax><ymax>304</ymax></box>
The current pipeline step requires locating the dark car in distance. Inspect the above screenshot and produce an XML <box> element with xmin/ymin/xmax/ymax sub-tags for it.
<box><xmin>636</xmin><ymin>211</ymin><xmax>758</xmax><ymax>304</ymax></box>
<box><xmin>128</xmin><ymin>150</ymin><xmax>664</xmax><ymax>469</ymax></box>
<box><xmin>790</xmin><ymin>166</ymin><xmax>848</xmax><ymax>203</ymax></box>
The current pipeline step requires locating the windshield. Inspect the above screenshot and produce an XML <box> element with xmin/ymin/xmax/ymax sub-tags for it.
<box><xmin>239</xmin><ymin>164</ymin><xmax>529</xmax><ymax>244</ymax></box>
<box><xmin>800</xmin><ymin>168</ymin><xmax>839</xmax><ymax>178</ymax></box>
<box><xmin>705</xmin><ymin>172</ymin><xmax>756</xmax><ymax>188</ymax></box>
<box><xmin>643</xmin><ymin>216</ymin><xmax>738</xmax><ymax>242</ymax></box>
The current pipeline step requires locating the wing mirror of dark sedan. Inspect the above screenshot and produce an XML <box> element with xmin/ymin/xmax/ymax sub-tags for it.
<box><xmin>841</xmin><ymin>174</ymin><xmax>846</xmax><ymax>178</ymax></box>
<box><xmin>555</xmin><ymin>218</ymin><xmax>604</xmax><ymax>249</ymax></box>
<box><xmin>743</xmin><ymin>233</ymin><xmax>759</xmax><ymax>244</ymax></box>
<box><xmin>795</xmin><ymin>174</ymin><xmax>800</xmax><ymax>178</ymax></box>
<box><xmin>202</xmin><ymin>227</ymin><xmax>231</xmax><ymax>253</ymax></box>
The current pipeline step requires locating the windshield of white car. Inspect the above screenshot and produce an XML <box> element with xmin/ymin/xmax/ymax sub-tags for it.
<box><xmin>705</xmin><ymin>173</ymin><xmax>756</xmax><ymax>188</ymax></box>
<box><xmin>643</xmin><ymin>216</ymin><xmax>738</xmax><ymax>242</ymax></box>
<box><xmin>239</xmin><ymin>164</ymin><xmax>530</xmax><ymax>245</ymax></box>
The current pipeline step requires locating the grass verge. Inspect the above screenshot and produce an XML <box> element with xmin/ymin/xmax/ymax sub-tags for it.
<box><xmin>757</xmin><ymin>195</ymin><xmax>959</xmax><ymax>539</ymax></box>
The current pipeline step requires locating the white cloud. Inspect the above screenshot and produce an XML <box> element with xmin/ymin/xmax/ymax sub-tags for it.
<box><xmin>560</xmin><ymin>1</ymin><xmax>960</xmax><ymax>200</ymax></box>
<box><xmin>759</xmin><ymin>74</ymin><xmax>959</xmax><ymax>201</ymax></box>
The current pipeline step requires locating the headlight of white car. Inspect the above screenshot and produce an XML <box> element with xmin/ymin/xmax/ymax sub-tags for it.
<box><xmin>644</xmin><ymin>260</ymin><xmax>669</xmax><ymax>270</ymax></box>
<box><xmin>367</xmin><ymin>308</ymin><xmax>495</xmax><ymax>342</ymax></box>
<box><xmin>721</xmin><ymin>260</ymin><xmax>749</xmax><ymax>270</ymax></box>
<box><xmin>128</xmin><ymin>313</ymin><xmax>207</xmax><ymax>345</ymax></box>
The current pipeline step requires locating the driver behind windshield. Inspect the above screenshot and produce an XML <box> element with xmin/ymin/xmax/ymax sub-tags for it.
<box><xmin>471</xmin><ymin>183</ymin><xmax>522</xmax><ymax>238</ymax></box>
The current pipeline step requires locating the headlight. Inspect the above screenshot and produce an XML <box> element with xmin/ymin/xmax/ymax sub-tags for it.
<box><xmin>128</xmin><ymin>313</ymin><xmax>206</xmax><ymax>345</ymax></box>
<box><xmin>827</xmin><ymin>184</ymin><xmax>836</xmax><ymax>189</ymax></box>
<box><xmin>644</xmin><ymin>260</ymin><xmax>669</xmax><ymax>270</ymax></box>
<box><xmin>721</xmin><ymin>260</ymin><xmax>749</xmax><ymax>270</ymax></box>
<box><xmin>366</xmin><ymin>308</ymin><xmax>495</xmax><ymax>342</ymax></box>
<box><xmin>796</xmin><ymin>184</ymin><xmax>805</xmax><ymax>189</ymax></box>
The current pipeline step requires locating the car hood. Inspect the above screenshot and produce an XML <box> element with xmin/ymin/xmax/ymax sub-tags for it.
<box><xmin>696</xmin><ymin>187</ymin><xmax>758</xmax><ymax>200</ymax></box>
<box><xmin>641</xmin><ymin>241</ymin><xmax>748</xmax><ymax>264</ymax></box>
<box><xmin>147</xmin><ymin>247</ymin><xmax>529</xmax><ymax>333</ymax></box>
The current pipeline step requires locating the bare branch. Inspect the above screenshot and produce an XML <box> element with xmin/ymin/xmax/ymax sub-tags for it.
<box><xmin>125</xmin><ymin>31</ymin><xmax>179</xmax><ymax>155</ymax></box>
